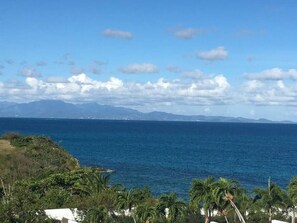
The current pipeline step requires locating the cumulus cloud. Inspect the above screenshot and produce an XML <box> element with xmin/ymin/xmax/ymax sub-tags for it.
<box><xmin>21</xmin><ymin>67</ymin><xmax>42</xmax><ymax>77</ymax></box>
<box><xmin>242</xmin><ymin>78</ymin><xmax>297</xmax><ymax>106</ymax></box>
<box><xmin>171</xmin><ymin>27</ymin><xmax>206</xmax><ymax>39</ymax></box>
<box><xmin>244</xmin><ymin>68</ymin><xmax>297</xmax><ymax>80</ymax></box>
<box><xmin>119</xmin><ymin>63</ymin><xmax>159</xmax><ymax>74</ymax></box>
<box><xmin>178</xmin><ymin>75</ymin><xmax>230</xmax><ymax>98</ymax></box>
<box><xmin>244</xmin><ymin>80</ymin><xmax>264</xmax><ymax>92</ymax></box>
<box><xmin>102</xmin><ymin>29</ymin><xmax>133</xmax><ymax>39</ymax></box>
<box><xmin>196</xmin><ymin>47</ymin><xmax>228</xmax><ymax>61</ymax></box>
<box><xmin>0</xmin><ymin>73</ymin><xmax>231</xmax><ymax>108</ymax></box>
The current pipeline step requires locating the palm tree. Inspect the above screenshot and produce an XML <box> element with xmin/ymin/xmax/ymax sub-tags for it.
<box><xmin>190</xmin><ymin>176</ymin><xmax>216</xmax><ymax>223</ymax></box>
<box><xmin>233</xmin><ymin>189</ymin><xmax>252</xmax><ymax>222</ymax></box>
<box><xmin>75</xmin><ymin>172</ymin><xmax>110</xmax><ymax>196</ymax></box>
<box><xmin>156</xmin><ymin>192</ymin><xmax>186</xmax><ymax>223</ymax></box>
<box><xmin>288</xmin><ymin>176</ymin><xmax>297</xmax><ymax>223</ymax></box>
<box><xmin>253</xmin><ymin>178</ymin><xmax>286</xmax><ymax>223</ymax></box>
<box><xmin>135</xmin><ymin>204</ymin><xmax>156</xmax><ymax>223</ymax></box>
<box><xmin>214</xmin><ymin>177</ymin><xmax>246</xmax><ymax>223</ymax></box>
<box><xmin>116</xmin><ymin>189</ymin><xmax>140</xmax><ymax>223</ymax></box>
<box><xmin>85</xmin><ymin>206</ymin><xmax>108</xmax><ymax>223</ymax></box>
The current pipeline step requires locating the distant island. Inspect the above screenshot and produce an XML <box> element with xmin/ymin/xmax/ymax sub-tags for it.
<box><xmin>0</xmin><ymin>100</ymin><xmax>292</xmax><ymax>123</ymax></box>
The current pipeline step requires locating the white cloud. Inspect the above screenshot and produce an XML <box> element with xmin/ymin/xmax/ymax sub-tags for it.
<box><xmin>179</xmin><ymin>75</ymin><xmax>230</xmax><ymax>98</ymax></box>
<box><xmin>196</xmin><ymin>47</ymin><xmax>228</xmax><ymax>61</ymax></box>
<box><xmin>0</xmin><ymin>73</ymin><xmax>232</xmax><ymax>109</ymax></box>
<box><xmin>242</xmin><ymin>79</ymin><xmax>297</xmax><ymax>106</ymax></box>
<box><xmin>172</xmin><ymin>27</ymin><xmax>206</xmax><ymax>39</ymax></box>
<box><xmin>102</xmin><ymin>29</ymin><xmax>133</xmax><ymax>39</ymax></box>
<box><xmin>244</xmin><ymin>80</ymin><xmax>264</xmax><ymax>92</ymax></box>
<box><xmin>244</xmin><ymin>68</ymin><xmax>297</xmax><ymax>80</ymax></box>
<box><xmin>277</xmin><ymin>80</ymin><xmax>285</xmax><ymax>89</ymax></box>
<box><xmin>119</xmin><ymin>63</ymin><xmax>159</xmax><ymax>74</ymax></box>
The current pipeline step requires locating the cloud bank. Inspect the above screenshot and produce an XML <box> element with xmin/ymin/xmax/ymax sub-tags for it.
<box><xmin>0</xmin><ymin>73</ymin><xmax>231</xmax><ymax>109</ymax></box>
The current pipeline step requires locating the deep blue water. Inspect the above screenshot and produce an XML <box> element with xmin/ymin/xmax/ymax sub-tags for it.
<box><xmin>1</xmin><ymin>118</ymin><xmax>297</xmax><ymax>198</ymax></box>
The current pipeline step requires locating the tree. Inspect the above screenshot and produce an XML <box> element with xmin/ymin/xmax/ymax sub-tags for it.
<box><xmin>156</xmin><ymin>192</ymin><xmax>186</xmax><ymax>223</ymax></box>
<box><xmin>116</xmin><ymin>189</ymin><xmax>140</xmax><ymax>223</ymax></box>
<box><xmin>288</xmin><ymin>176</ymin><xmax>297</xmax><ymax>223</ymax></box>
<box><xmin>84</xmin><ymin>206</ymin><xmax>108</xmax><ymax>223</ymax></box>
<box><xmin>135</xmin><ymin>204</ymin><xmax>156</xmax><ymax>223</ymax></box>
<box><xmin>253</xmin><ymin>178</ymin><xmax>286</xmax><ymax>223</ymax></box>
<box><xmin>75</xmin><ymin>172</ymin><xmax>110</xmax><ymax>197</ymax></box>
<box><xmin>213</xmin><ymin>177</ymin><xmax>246</xmax><ymax>223</ymax></box>
<box><xmin>190</xmin><ymin>176</ymin><xmax>216</xmax><ymax>223</ymax></box>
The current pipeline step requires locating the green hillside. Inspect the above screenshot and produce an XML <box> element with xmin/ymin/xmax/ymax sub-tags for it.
<box><xmin>0</xmin><ymin>133</ymin><xmax>80</xmax><ymax>184</ymax></box>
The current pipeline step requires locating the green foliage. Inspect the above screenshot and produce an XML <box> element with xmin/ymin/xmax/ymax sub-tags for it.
<box><xmin>135</xmin><ymin>204</ymin><xmax>156</xmax><ymax>223</ymax></box>
<box><xmin>1</xmin><ymin>134</ymin><xmax>297</xmax><ymax>222</ymax></box>
<box><xmin>189</xmin><ymin>176</ymin><xmax>216</xmax><ymax>222</ymax></box>
<box><xmin>289</xmin><ymin>176</ymin><xmax>297</xmax><ymax>205</ymax></box>
<box><xmin>157</xmin><ymin>192</ymin><xmax>186</xmax><ymax>223</ymax></box>
<box><xmin>83</xmin><ymin>206</ymin><xmax>108</xmax><ymax>223</ymax></box>
<box><xmin>0</xmin><ymin>133</ymin><xmax>80</xmax><ymax>184</ymax></box>
<box><xmin>10</xmin><ymin>135</ymin><xmax>33</xmax><ymax>147</ymax></box>
<box><xmin>253</xmin><ymin>181</ymin><xmax>287</xmax><ymax>220</ymax></box>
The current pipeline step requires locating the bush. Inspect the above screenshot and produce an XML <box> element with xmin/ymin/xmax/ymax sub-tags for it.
<box><xmin>1</xmin><ymin>132</ymin><xmax>20</xmax><ymax>140</ymax></box>
<box><xmin>10</xmin><ymin>135</ymin><xmax>33</xmax><ymax>147</ymax></box>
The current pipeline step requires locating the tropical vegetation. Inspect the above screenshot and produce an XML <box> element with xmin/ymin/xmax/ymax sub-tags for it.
<box><xmin>0</xmin><ymin>133</ymin><xmax>296</xmax><ymax>222</ymax></box>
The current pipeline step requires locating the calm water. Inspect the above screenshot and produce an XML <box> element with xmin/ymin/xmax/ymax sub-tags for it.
<box><xmin>1</xmin><ymin>118</ymin><xmax>297</xmax><ymax>198</ymax></box>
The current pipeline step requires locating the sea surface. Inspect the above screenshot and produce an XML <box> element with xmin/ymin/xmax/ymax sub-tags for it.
<box><xmin>1</xmin><ymin>118</ymin><xmax>297</xmax><ymax>199</ymax></box>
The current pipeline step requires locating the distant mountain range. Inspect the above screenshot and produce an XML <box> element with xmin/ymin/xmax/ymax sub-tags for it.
<box><xmin>0</xmin><ymin>100</ymin><xmax>292</xmax><ymax>123</ymax></box>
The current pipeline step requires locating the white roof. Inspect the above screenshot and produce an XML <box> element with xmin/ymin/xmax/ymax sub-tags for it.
<box><xmin>44</xmin><ymin>208</ymin><xmax>79</xmax><ymax>222</ymax></box>
<box><xmin>272</xmin><ymin>220</ymin><xmax>288</xmax><ymax>223</ymax></box>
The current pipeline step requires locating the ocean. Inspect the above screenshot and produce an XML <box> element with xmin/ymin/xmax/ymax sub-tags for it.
<box><xmin>1</xmin><ymin>118</ymin><xmax>297</xmax><ymax>199</ymax></box>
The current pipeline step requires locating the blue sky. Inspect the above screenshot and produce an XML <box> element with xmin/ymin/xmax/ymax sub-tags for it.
<box><xmin>1</xmin><ymin>0</ymin><xmax>297</xmax><ymax>121</ymax></box>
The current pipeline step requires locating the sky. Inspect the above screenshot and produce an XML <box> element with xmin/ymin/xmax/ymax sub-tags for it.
<box><xmin>1</xmin><ymin>0</ymin><xmax>297</xmax><ymax>121</ymax></box>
